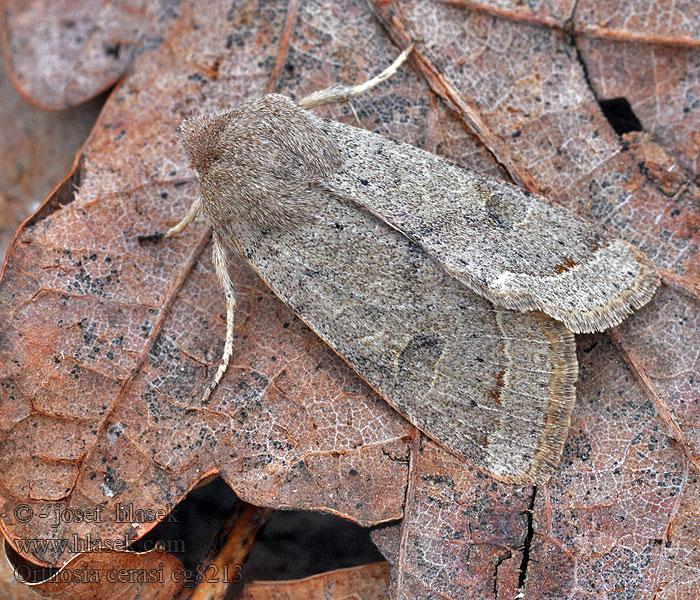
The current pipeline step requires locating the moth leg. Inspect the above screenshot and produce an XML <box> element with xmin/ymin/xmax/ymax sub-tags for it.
<box><xmin>201</xmin><ymin>234</ymin><xmax>236</xmax><ymax>404</ymax></box>
<box><xmin>298</xmin><ymin>41</ymin><xmax>417</xmax><ymax>109</ymax></box>
<box><xmin>165</xmin><ymin>197</ymin><xmax>201</xmax><ymax>238</ymax></box>
<box><xmin>347</xmin><ymin>101</ymin><xmax>362</xmax><ymax>127</ymax></box>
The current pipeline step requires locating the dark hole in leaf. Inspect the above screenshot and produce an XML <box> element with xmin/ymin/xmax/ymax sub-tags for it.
<box><xmin>130</xmin><ymin>476</ymin><xmax>237</xmax><ymax>571</ymax></box>
<box><xmin>129</xmin><ymin>476</ymin><xmax>384</xmax><ymax>594</ymax></box>
<box><xmin>241</xmin><ymin>509</ymin><xmax>384</xmax><ymax>583</ymax></box>
<box><xmin>599</xmin><ymin>97</ymin><xmax>643</xmax><ymax>135</ymax></box>
<box><xmin>4</xmin><ymin>540</ymin><xmax>59</xmax><ymax>584</ymax></box>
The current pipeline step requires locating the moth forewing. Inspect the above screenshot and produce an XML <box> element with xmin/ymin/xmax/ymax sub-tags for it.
<box><xmin>227</xmin><ymin>167</ymin><xmax>578</xmax><ymax>484</ymax></box>
<box><xmin>323</xmin><ymin>120</ymin><xmax>660</xmax><ymax>334</ymax></box>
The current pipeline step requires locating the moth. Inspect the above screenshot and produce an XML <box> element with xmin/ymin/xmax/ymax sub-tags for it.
<box><xmin>157</xmin><ymin>45</ymin><xmax>659</xmax><ymax>484</ymax></box>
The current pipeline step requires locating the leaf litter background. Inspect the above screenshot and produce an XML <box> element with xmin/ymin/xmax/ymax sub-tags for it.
<box><xmin>1</xmin><ymin>0</ymin><xmax>699</xmax><ymax>598</ymax></box>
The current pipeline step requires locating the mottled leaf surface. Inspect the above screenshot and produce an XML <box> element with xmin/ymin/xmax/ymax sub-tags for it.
<box><xmin>2</xmin><ymin>543</ymin><xmax>183</xmax><ymax>600</ymax></box>
<box><xmin>0</xmin><ymin>0</ymin><xmax>698</xmax><ymax>597</ymax></box>
<box><xmin>456</xmin><ymin>0</ymin><xmax>700</xmax><ymax>44</ymax></box>
<box><xmin>373</xmin><ymin>0</ymin><xmax>700</xmax><ymax>281</ymax></box>
<box><xmin>0</xmin><ymin>57</ymin><xmax>101</xmax><ymax>259</ymax></box>
<box><xmin>372</xmin><ymin>337</ymin><xmax>696</xmax><ymax>599</ymax></box>
<box><xmin>1</xmin><ymin>0</ymin><xmax>179</xmax><ymax>109</ymax></box>
<box><xmin>371</xmin><ymin>439</ymin><xmax>529</xmax><ymax>600</ymax></box>
<box><xmin>579</xmin><ymin>36</ymin><xmax>700</xmax><ymax>180</ymax></box>
<box><xmin>373</xmin><ymin>0</ymin><xmax>700</xmax><ymax>469</ymax></box>
<box><xmin>370</xmin><ymin>0</ymin><xmax>700</xmax><ymax>597</ymax></box>
<box><xmin>0</xmin><ymin>0</ymin><xmax>412</xmax><ymax>570</ymax></box>
<box><xmin>524</xmin><ymin>335</ymin><xmax>695</xmax><ymax>599</ymax></box>
<box><xmin>240</xmin><ymin>562</ymin><xmax>390</xmax><ymax>600</ymax></box>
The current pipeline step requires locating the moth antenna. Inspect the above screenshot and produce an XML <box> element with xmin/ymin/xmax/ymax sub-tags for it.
<box><xmin>298</xmin><ymin>40</ymin><xmax>418</xmax><ymax>109</ymax></box>
<box><xmin>201</xmin><ymin>235</ymin><xmax>236</xmax><ymax>404</ymax></box>
<box><xmin>165</xmin><ymin>197</ymin><xmax>201</xmax><ymax>238</ymax></box>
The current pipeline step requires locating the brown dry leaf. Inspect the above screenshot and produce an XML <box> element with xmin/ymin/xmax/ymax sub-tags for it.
<box><xmin>1</xmin><ymin>540</ymin><xmax>183</xmax><ymax>600</ymax></box>
<box><xmin>0</xmin><ymin>541</ymin><xmax>37</xmax><ymax>599</ymax></box>
<box><xmin>0</xmin><ymin>56</ymin><xmax>101</xmax><ymax>259</ymax></box>
<box><xmin>0</xmin><ymin>0</ymin><xmax>699</xmax><ymax>598</ymax></box>
<box><xmin>374</xmin><ymin>1</ymin><xmax>700</xmax><ymax>278</ymax></box>
<box><xmin>239</xmin><ymin>562</ymin><xmax>390</xmax><ymax>600</ymax></box>
<box><xmin>373</xmin><ymin>1</ymin><xmax>700</xmax><ymax>449</ymax></box>
<box><xmin>0</xmin><ymin>0</ymin><xmax>411</xmax><ymax>572</ymax></box>
<box><xmin>525</xmin><ymin>335</ymin><xmax>695</xmax><ymax>598</ymax></box>
<box><xmin>367</xmin><ymin>1</ymin><xmax>700</xmax><ymax>597</ymax></box>
<box><xmin>1</xmin><ymin>0</ymin><xmax>179</xmax><ymax>110</ymax></box>
<box><xmin>579</xmin><ymin>36</ymin><xmax>700</xmax><ymax>181</ymax></box>
<box><xmin>443</xmin><ymin>0</ymin><xmax>700</xmax><ymax>44</ymax></box>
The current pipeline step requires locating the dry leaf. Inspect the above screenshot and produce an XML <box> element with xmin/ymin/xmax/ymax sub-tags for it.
<box><xmin>0</xmin><ymin>56</ymin><xmax>101</xmax><ymax>259</ymax></box>
<box><xmin>0</xmin><ymin>0</ymin><xmax>410</xmax><ymax>571</ymax></box>
<box><xmin>1</xmin><ymin>0</ymin><xmax>699</xmax><ymax>598</ymax></box>
<box><xmin>442</xmin><ymin>0</ymin><xmax>700</xmax><ymax>44</ymax></box>
<box><xmin>578</xmin><ymin>36</ymin><xmax>700</xmax><ymax>180</ymax></box>
<box><xmin>0</xmin><ymin>541</ymin><xmax>37</xmax><ymax>600</ymax></box>
<box><xmin>368</xmin><ymin>1</ymin><xmax>700</xmax><ymax>596</ymax></box>
<box><xmin>1</xmin><ymin>539</ymin><xmax>183</xmax><ymax>600</ymax></box>
<box><xmin>372</xmin><ymin>335</ymin><xmax>693</xmax><ymax>598</ymax></box>
<box><xmin>1</xmin><ymin>0</ymin><xmax>179</xmax><ymax>110</ymax></box>
<box><xmin>240</xmin><ymin>562</ymin><xmax>390</xmax><ymax>600</ymax></box>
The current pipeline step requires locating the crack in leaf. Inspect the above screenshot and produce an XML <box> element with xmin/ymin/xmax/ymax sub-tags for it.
<box><xmin>516</xmin><ymin>486</ymin><xmax>537</xmax><ymax>595</ymax></box>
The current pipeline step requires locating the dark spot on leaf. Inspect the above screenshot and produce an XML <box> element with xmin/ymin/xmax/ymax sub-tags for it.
<box><xmin>138</xmin><ymin>232</ymin><xmax>163</xmax><ymax>243</ymax></box>
<box><xmin>104</xmin><ymin>43</ymin><xmax>121</xmax><ymax>59</ymax></box>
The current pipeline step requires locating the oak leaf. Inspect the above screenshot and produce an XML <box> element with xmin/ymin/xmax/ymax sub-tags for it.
<box><xmin>1</xmin><ymin>0</ymin><xmax>699</xmax><ymax>598</ymax></box>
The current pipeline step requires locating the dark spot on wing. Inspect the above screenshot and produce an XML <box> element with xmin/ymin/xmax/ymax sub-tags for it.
<box><xmin>488</xmin><ymin>369</ymin><xmax>505</xmax><ymax>406</ymax></box>
<box><xmin>554</xmin><ymin>257</ymin><xmax>577</xmax><ymax>274</ymax></box>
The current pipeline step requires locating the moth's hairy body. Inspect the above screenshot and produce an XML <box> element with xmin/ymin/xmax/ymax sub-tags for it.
<box><xmin>180</xmin><ymin>96</ymin><xmax>341</xmax><ymax>232</ymax></box>
<box><xmin>170</xmin><ymin>90</ymin><xmax>658</xmax><ymax>483</ymax></box>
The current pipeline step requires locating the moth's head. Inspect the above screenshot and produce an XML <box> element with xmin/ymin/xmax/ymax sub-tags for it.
<box><xmin>179</xmin><ymin>94</ymin><xmax>341</xmax><ymax>230</ymax></box>
<box><xmin>180</xmin><ymin>112</ymin><xmax>229</xmax><ymax>176</ymax></box>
